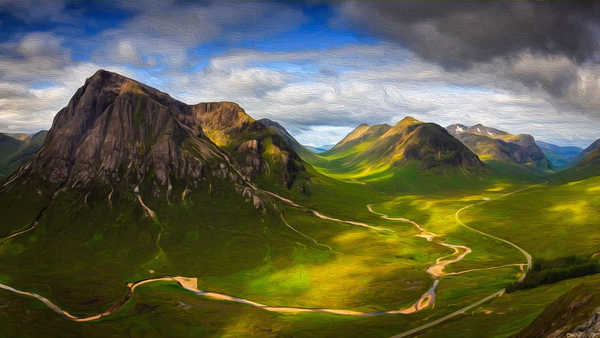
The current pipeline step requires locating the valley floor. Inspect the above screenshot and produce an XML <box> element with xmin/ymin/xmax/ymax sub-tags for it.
<box><xmin>0</xmin><ymin>174</ymin><xmax>599</xmax><ymax>337</ymax></box>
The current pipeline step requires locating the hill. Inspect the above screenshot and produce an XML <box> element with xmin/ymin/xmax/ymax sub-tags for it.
<box><xmin>329</xmin><ymin>117</ymin><xmax>482</xmax><ymax>170</ymax></box>
<box><xmin>536</xmin><ymin>141</ymin><xmax>582</xmax><ymax>170</ymax></box>
<box><xmin>447</xmin><ymin>123</ymin><xmax>550</xmax><ymax>171</ymax></box>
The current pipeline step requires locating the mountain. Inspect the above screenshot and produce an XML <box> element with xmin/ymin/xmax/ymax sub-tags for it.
<box><xmin>579</xmin><ymin>139</ymin><xmax>600</xmax><ymax>161</ymax></box>
<box><xmin>322</xmin><ymin>117</ymin><xmax>482</xmax><ymax>171</ymax></box>
<box><xmin>536</xmin><ymin>141</ymin><xmax>582</xmax><ymax>170</ymax></box>
<box><xmin>191</xmin><ymin>108</ymin><xmax>308</xmax><ymax>191</ymax></box>
<box><xmin>446</xmin><ymin>123</ymin><xmax>508</xmax><ymax>138</ymax></box>
<box><xmin>3</xmin><ymin>70</ymin><xmax>306</xmax><ymax>197</ymax></box>
<box><xmin>256</xmin><ymin>118</ymin><xmax>302</xmax><ymax>152</ymax></box>
<box><xmin>0</xmin><ymin>70</ymin><xmax>321</xmax><ymax>326</ymax></box>
<box><xmin>447</xmin><ymin>123</ymin><xmax>550</xmax><ymax>171</ymax></box>
<box><xmin>0</xmin><ymin>130</ymin><xmax>48</xmax><ymax>177</ymax></box>
<box><xmin>298</xmin><ymin>117</ymin><xmax>485</xmax><ymax>192</ymax></box>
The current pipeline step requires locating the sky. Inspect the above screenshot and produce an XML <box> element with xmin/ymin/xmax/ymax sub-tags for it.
<box><xmin>1</xmin><ymin>1</ymin><xmax>599</xmax><ymax>147</ymax></box>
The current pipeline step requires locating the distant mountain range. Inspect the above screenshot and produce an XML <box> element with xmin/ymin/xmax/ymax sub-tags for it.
<box><xmin>303</xmin><ymin>144</ymin><xmax>334</xmax><ymax>153</ymax></box>
<box><xmin>446</xmin><ymin>123</ymin><xmax>550</xmax><ymax>171</ymax></box>
<box><xmin>535</xmin><ymin>141</ymin><xmax>582</xmax><ymax>170</ymax></box>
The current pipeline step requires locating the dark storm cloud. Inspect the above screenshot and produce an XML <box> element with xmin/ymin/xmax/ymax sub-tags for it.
<box><xmin>338</xmin><ymin>1</ymin><xmax>600</xmax><ymax>69</ymax></box>
<box><xmin>337</xmin><ymin>1</ymin><xmax>600</xmax><ymax>115</ymax></box>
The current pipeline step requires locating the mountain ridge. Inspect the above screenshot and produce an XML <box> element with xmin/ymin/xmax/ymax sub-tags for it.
<box><xmin>447</xmin><ymin>123</ymin><xmax>550</xmax><ymax>171</ymax></box>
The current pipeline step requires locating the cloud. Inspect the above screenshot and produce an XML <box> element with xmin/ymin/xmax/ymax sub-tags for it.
<box><xmin>0</xmin><ymin>0</ymin><xmax>71</xmax><ymax>23</ymax></box>
<box><xmin>0</xmin><ymin>32</ymin><xmax>132</xmax><ymax>133</ymax></box>
<box><xmin>337</xmin><ymin>1</ymin><xmax>600</xmax><ymax>68</ymax></box>
<box><xmin>0</xmin><ymin>1</ymin><xmax>597</xmax><ymax>148</ymax></box>
<box><xmin>95</xmin><ymin>1</ymin><xmax>306</xmax><ymax>68</ymax></box>
<box><xmin>336</xmin><ymin>1</ymin><xmax>600</xmax><ymax>117</ymax></box>
<box><xmin>152</xmin><ymin>44</ymin><xmax>599</xmax><ymax>147</ymax></box>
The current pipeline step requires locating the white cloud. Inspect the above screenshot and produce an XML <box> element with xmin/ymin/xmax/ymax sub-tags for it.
<box><xmin>153</xmin><ymin>44</ymin><xmax>599</xmax><ymax>147</ymax></box>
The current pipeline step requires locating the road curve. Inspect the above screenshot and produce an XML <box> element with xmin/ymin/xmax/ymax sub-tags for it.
<box><xmin>454</xmin><ymin>187</ymin><xmax>537</xmax><ymax>280</ymax></box>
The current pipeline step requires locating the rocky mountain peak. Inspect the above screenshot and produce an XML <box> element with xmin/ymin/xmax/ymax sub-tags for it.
<box><xmin>8</xmin><ymin>70</ymin><xmax>242</xmax><ymax>193</ymax></box>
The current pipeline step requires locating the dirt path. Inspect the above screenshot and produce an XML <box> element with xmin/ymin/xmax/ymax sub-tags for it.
<box><xmin>366</xmin><ymin>204</ymin><xmax>472</xmax><ymax>279</ymax></box>
<box><xmin>390</xmin><ymin>185</ymin><xmax>539</xmax><ymax>337</ymax></box>
<box><xmin>454</xmin><ymin>187</ymin><xmax>536</xmax><ymax>281</ymax></box>
<box><xmin>280</xmin><ymin>213</ymin><xmax>337</xmax><ymax>253</ymax></box>
<box><xmin>390</xmin><ymin>289</ymin><xmax>506</xmax><ymax>338</ymax></box>
<box><xmin>0</xmin><ymin>189</ymin><xmax>441</xmax><ymax>321</ymax></box>
<box><xmin>0</xmin><ymin>221</ymin><xmax>38</xmax><ymax>245</ymax></box>
<box><xmin>0</xmin><ymin>274</ymin><xmax>441</xmax><ymax>320</ymax></box>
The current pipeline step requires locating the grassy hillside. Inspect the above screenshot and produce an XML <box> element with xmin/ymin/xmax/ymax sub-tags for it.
<box><xmin>553</xmin><ymin>147</ymin><xmax>600</xmax><ymax>182</ymax></box>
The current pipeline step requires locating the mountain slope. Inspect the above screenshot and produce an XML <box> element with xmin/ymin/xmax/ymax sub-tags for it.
<box><xmin>517</xmin><ymin>282</ymin><xmax>600</xmax><ymax>337</ymax></box>
<box><xmin>0</xmin><ymin>131</ymin><xmax>47</xmax><ymax>177</ymax></box>
<box><xmin>0</xmin><ymin>134</ymin><xmax>22</xmax><ymax>171</ymax></box>
<box><xmin>190</xmin><ymin>109</ymin><xmax>308</xmax><ymax>191</ymax></box>
<box><xmin>328</xmin><ymin>117</ymin><xmax>482</xmax><ymax>171</ymax></box>
<box><xmin>536</xmin><ymin>141</ymin><xmax>582</xmax><ymax>170</ymax></box>
<box><xmin>447</xmin><ymin>123</ymin><xmax>550</xmax><ymax>171</ymax></box>
<box><xmin>551</xmin><ymin>138</ymin><xmax>600</xmax><ymax>182</ymax></box>
<box><xmin>579</xmin><ymin>139</ymin><xmax>600</xmax><ymax>161</ymax></box>
<box><xmin>329</xmin><ymin>123</ymin><xmax>391</xmax><ymax>154</ymax></box>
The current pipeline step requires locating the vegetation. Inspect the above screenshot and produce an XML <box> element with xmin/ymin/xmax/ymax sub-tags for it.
<box><xmin>507</xmin><ymin>256</ymin><xmax>600</xmax><ymax>292</ymax></box>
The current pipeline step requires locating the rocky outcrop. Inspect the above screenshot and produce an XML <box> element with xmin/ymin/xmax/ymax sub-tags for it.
<box><xmin>517</xmin><ymin>282</ymin><xmax>600</xmax><ymax>338</ymax></box>
<box><xmin>565</xmin><ymin>308</ymin><xmax>600</xmax><ymax>338</ymax></box>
